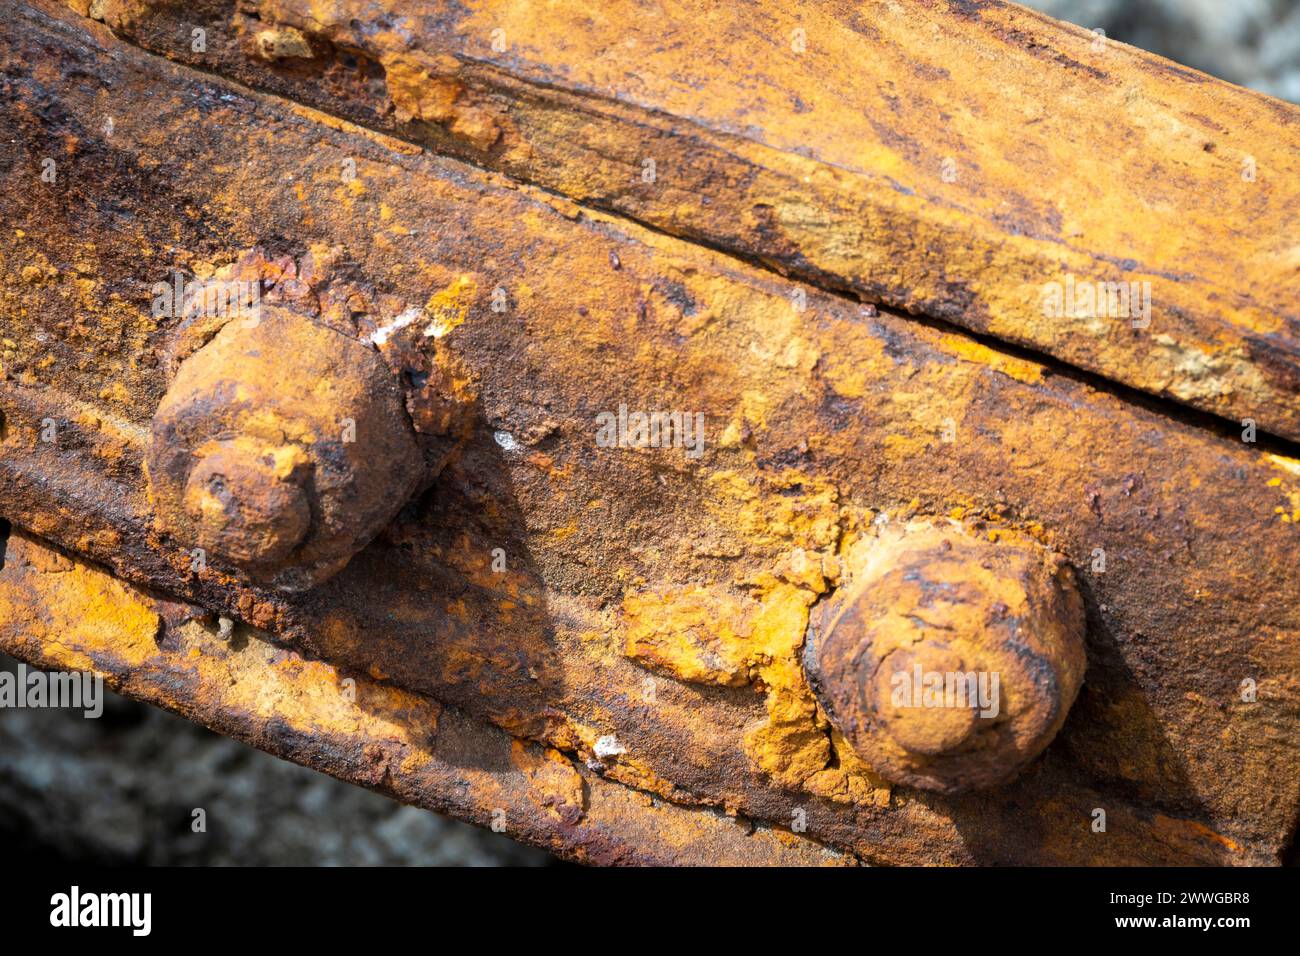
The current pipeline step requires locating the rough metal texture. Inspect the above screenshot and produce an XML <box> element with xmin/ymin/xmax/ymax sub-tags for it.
<box><xmin>0</xmin><ymin>0</ymin><xmax>1298</xmax><ymax>865</ymax></box>
<box><xmin>65</xmin><ymin>0</ymin><xmax>1300</xmax><ymax>441</ymax></box>
<box><xmin>0</xmin><ymin>530</ymin><xmax>850</xmax><ymax>866</ymax></box>
<box><xmin>806</xmin><ymin>521</ymin><xmax>1087</xmax><ymax>794</ymax></box>
<box><xmin>148</xmin><ymin>306</ymin><xmax>427</xmax><ymax>590</ymax></box>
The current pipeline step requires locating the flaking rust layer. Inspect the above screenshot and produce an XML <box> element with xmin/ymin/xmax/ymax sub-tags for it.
<box><xmin>0</xmin><ymin>530</ymin><xmax>851</xmax><ymax>866</ymax></box>
<box><xmin>67</xmin><ymin>0</ymin><xmax>1300</xmax><ymax>441</ymax></box>
<box><xmin>0</xmin><ymin>1</ymin><xmax>1297</xmax><ymax>864</ymax></box>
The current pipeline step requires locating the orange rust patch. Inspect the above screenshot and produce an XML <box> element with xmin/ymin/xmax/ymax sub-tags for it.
<box><xmin>622</xmin><ymin>586</ymin><xmax>754</xmax><ymax>687</ymax></box>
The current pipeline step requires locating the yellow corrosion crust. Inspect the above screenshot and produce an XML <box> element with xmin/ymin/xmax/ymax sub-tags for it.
<box><xmin>0</xmin><ymin>530</ymin><xmax>852</xmax><ymax>866</ymax></box>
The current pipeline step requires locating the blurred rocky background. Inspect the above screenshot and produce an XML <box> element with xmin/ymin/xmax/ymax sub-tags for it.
<box><xmin>1022</xmin><ymin>0</ymin><xmax>1300</xmax><ymax>103</ymax></box>
<box><xmin>2</xmin><ymin>0</ymin><xmax>1293</xmax><ymax>867</ymax></box>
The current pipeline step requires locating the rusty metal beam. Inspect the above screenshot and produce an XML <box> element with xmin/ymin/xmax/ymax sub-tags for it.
<box><xmin>63</xmin><ymin>0</ymin><xmax>1300</xmax><ymax>441</ymax></box>
<box><xmin>0</xmin><ymin>529</ymin><xmax>850</xmax><ymax>866</ymax></box>
<box><xmin>1</xmin><ymin>0</ymin><xmax>1298</xmax><ymax>864</ymax></box>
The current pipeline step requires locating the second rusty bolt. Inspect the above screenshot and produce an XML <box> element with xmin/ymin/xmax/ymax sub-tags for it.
<box><xmin>805</xmin><ymin>521</ymin><xmax>1087</xmax><ymax>794</ymax></box>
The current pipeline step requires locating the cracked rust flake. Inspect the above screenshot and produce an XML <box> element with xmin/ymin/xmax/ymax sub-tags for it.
<box><xmin>1</xmin><ymin>1</ymin><xmax>1298</xmax><ymax>865</ymax></box>
<box><xmin>65</xmin><ymin>0</ymin><xmax>1300</xmax><ymax>442</ymax></box>
<box><xmin>0</xmin><ymin>529</ymin><xmax>852</xmax><ymax>866</ymax></box>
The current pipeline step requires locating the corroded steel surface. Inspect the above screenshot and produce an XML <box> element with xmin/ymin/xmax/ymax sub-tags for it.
<box><xmin>0</xmin><ymin>530</ymin><xmax>850</xmax><ymax>866</ymax></box>
<box><xmin>0</xmin><ymin>0</ymin><xmax>1298</xmax><ymax>865</ymax></box>
<box><xmin>63</xmin><ymin>0</ymin><xmax>1300</xmax><ymax>440</ymax></box>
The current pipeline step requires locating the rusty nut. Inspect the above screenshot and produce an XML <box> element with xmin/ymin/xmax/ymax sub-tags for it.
<box><xmin>146</xmin><ymin>307</ymin><xmax>425</xmax><ymax>591</ymax></box>
<box><xmin>805</xmin><ymin>521</ymin><xmax>1086</xmax><ymax>794</ymax></box>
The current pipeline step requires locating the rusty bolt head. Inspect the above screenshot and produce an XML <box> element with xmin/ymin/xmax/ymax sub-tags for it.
<box><xmin>182</xmin><ymin>438</ymin><xmax>313</xmax><ymax>567</ymax></box>
<box><xmin>146</xmin><ymin>307</ymin><xmax>425</xmax><ymax>591</ymax></box>
<box><xmin>805</xmin><ymin>521</ymin><xmax>1086</xmax><ymax>794</ymax></box>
